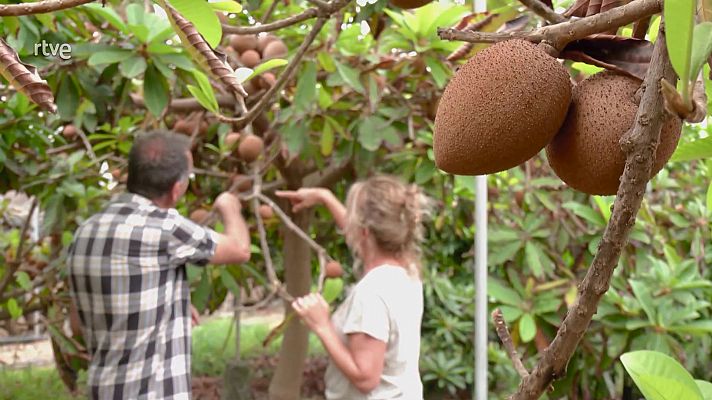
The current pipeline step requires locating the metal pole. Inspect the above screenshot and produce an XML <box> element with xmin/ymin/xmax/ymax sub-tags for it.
<box><xmin>474</xmin><ymin>174</ymin><xmax>488</xmax><ymax>400</ymax></box>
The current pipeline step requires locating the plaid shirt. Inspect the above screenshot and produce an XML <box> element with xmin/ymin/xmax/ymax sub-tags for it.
<box><xmin>67</xmin><ymin>193</ymin><xmax>219</xmax><ymax>400</ymax></box>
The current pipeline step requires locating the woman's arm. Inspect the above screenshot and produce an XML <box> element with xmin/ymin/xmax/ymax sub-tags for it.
<box><xmin>292</xmin><ymin>293</ymin><xmax>386</xmax><ymax>394</ymax></box>
<box><xmin>275</xmin><ymin>188</ymin><xmax>348</xmax><ymax>231</ymax></box>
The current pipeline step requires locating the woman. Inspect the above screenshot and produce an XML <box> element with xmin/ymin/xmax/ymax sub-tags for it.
<box><xmin>276</xmin><ymin>175</ymin><xmax>430</xmax><ymax>399</ymax></box>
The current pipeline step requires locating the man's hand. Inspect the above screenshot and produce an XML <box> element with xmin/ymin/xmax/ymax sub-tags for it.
<box><xmin>190</xmin><ymin>304</ymin><xmax>200</xmax><ymax>327</ymax></box>
<box><xmin>213</xmin><ymin>191</ymin><xmax>241</xmax><ymax>216</ymax></box>
<box><xmin>275</xmin><ymin>188</ymin><xmax>326</xmax><ymax>213</ymax></box>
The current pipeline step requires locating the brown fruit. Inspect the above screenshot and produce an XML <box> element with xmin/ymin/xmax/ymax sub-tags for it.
<box><xmin>243</xmin><ymin>79</ymin><xmax>260</xmax><ymax>95</ymax></box>
<box><xmin>259</xmin><ymin>72</ymin><xmax>277</xmax><ymax>89</ymax></box>
<box><xmin>257</xmin><ymin>34</ymin><xmax>279</xmax><ymax>53</ymax></box>
<box><xmin>546</xmin><ymin>72</ymin><xmax>682</xmax><ymax>195</ymax></box>
<box><xmin>240</xmin><ymin>49</ymin><xmax>261</xmax><ymax>68</ymax></box>
<box><xmin>238</xmin><ymin>135</ymin><xmax>264</xmax><ymax>163</ymax></box>
<box><xmin>229</xmin><ymin>34</ymin><xmax>258</xmax><ymax>53</ymax></box>
<box><xmin>174</xmin><ymin>119</ymin><xmax>193</xmax><ymax>135</ymax></box>
<box><xmin>111</xmin><ymin>168</ymin><xmax>122</xmax><ymax>180</ymax></box>
<box><xmin>225</xmin><ymin>132</ymin><xmax>241</xmax><ymax>147</ymax></box>
<box><xmin>434</xmin><ymin>39</ymin><xmax>572</xmax><ymax>175</ymax></box>
<box><xmin>390</xmin><ymin>0</ymin><xmax>432</xmax><ymax>8</ymax></box>
<box><xmin>262</xmin><ymin>40</ymin><xmax>288</xmax><ymax>60</ymax></box>
<box><xmin>230</xmin><ymin>174</ymin><xmax>253</xmax><ymax>192</ymax></box>
<box><xmin>62</xmin><ymin>124</ymin><xmax>77</xmax><ymax>140</ymax></box>
<box><xmin>325</xmin><ymin>261</ymin><xmax>343</xmax><ymax>278</ymax></box>
<box><xmin>252</xmin><ymin>113</ymin><xmax>270</xmax><ymax>135</ymax></box>
<box><xmin>258</xmin><ymin>204</ymin><xmax>274</xmax><ymax>219</ymax></box>
<box><xmin>190</xmin><ymin>209</ymin><xmax>210</xmax><ymax>224</ymax></box>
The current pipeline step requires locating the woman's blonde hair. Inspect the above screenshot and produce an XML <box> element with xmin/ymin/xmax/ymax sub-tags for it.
<box><xmin>343</xmin><ymin>175</ymin><xmax>432</xmax><ymax>278</ymax></box>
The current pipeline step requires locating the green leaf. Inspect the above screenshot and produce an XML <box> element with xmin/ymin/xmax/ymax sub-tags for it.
<box><xmin>56</xmin><ymin>75</ymin><xmax>79</xmax><ymax>121</ymax></box>
<box><xmin>691</xmin><ymin>22</ymin><xmax>712</xmax><ymax>79</ymax></box>
<box><xmin>192</xmin><ymin>268</ymin><xmax>212</xmax><ymax>312</ymax></box>
<box><xmin>630</xmin><ymin>279</ymin><xmax>657</xmax><ymax>324</ymax></box>
<box><xmin>219</xmin><ymin>269</ymin><xmax>241</xmax><ymax>296</ymax></box>
<box><xmin>87</xmin><ymin>49</ymin><xmax>133</xmax><ymax>66</ymax></box>
<box><xmin>525</xmin><ymin>242</ymin><xmax>544</xmax><ymax>278</ymax></box>
<box><xmin>498</xmin><ymin>305</ymin><xmax>523</xmax><ymax>323</ymax></box>
<box><xmin>671</xmin><ymin>136</ymin><xmax>712</xmax><ymax>162</ymax></box>
<box><xmin>320</xmin><ymin>120</ymin><xmax>334</xmax><ymax>156</ymax></box>
<box><xmin>82</xmin><ymin>4</ymin><xmax>127</xmax><ymax>33</ymax></box>
<box><xmin>143</xmin><ymin>63</ymin><xmax>169</xmax><ymax>116</ymax></box>
<box><xmin>487</xmin><ymin>279</ymin><xmax>523</xmax><ymax>306</ymax></box>
<box><xmin>669</xmin><ymin>320</ymin><xmax>712</xmax><ymax>334</ymax></box>
<box><xmin>334</xmin><ymin>61</ymin><xmax>364</xmax><ymax>94</ymax></box>
<box><xmin>519</xmin><ymin>313</ymin><xmax>536</xmax><ymax>343</ymax></box>
<box><xmin>424</xmin><ymin>55</ymin><xmax>449</xmax><ymax>88</ymax></box>
<box><xmin>621</xmin><ymin>350</ymin><xmax>703</xmax><ymax>400</ymax></box>
<box><xmin>357</xmin><ymin>116</ymin><xmax>386</xmax><ymax>151</ymax></box>
<box><xmin>5</xmin><ymin>298</ymin><xmax>21</xmax><ymax>320</ymax></box>
<box><xmin>208</xmin><ymin>1</ymin><xmax>243</xmax><ymax>13</ymax></box>
<box><xmin>317</xmin><ymin>51</ymin><xmax>336</xmax><ymax>73</ymax></box>
<box><xmin>187</xmin><ymin>71</ymin><xmax>218</xmax><ymax>112</ymax></box>
<box><xmin>294</xmin><ymin>61</ymin><xmax>317</xmax><ymax>111</ymax></box>
<box><xmin>187</xmin><ymin>85</ymin><xmax>217</xmax><ymax>113</ymax></box>
<box><xmin>119</xmin><ymin>55</ymin><xmax>147</xmax><ymax>78</ymax></box>
<box><xmin>664</xmin><ymin>0</ymin><xmax>695</xmax><ymax>81</ymax></box>
<box><xmin>706</xmin><ymin>181</ymin><xmax>712</xmax><ymax>216</ymax></box>
<box><xmin>247</xmin><ymin>58</ymin><xmax>288</xmax><ymax>80</ymax></box>
<box><xmin>284</xmin><ymin>122</ymin><xmax>308</xmax><ymax>154</ymax></box>
<box><xmin>563</xmin><ymin>201</ymin><xmax>606</xmax><ymax>226</ymax></box>
<box><xmin>696</xmin><ymin>380</ymin><xmax>712</xmax><ymax>400</ymax></box>
<box><xmin>15</xmin><ymin>271</ymin><xmax>31</xmax><ymax>290</ymax></box>
<box><xmin>323</xmin><ymin>278</ymin><xmax>344</xmax><ymax>303</ymax></box>
<box><xmin>169</xmin><ymin>0</ymin><xmax>222</xmax><ymax>48</ymax></box>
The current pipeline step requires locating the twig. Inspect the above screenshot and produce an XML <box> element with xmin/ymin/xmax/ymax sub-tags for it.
<box><xmin>261</xmin><ymin>0</ymin><xmax>281</xmax><ymax>23</ymax></box>
<box><xmin>223</xmin><ymin>9</ymin><xmax>319</xmax><ymax>35</ymax></box>
<box><xmin>0</xmin><ymin>0</ymin><xmax>95</xmax><ymax>16</ymax></box>
<box><xmin>192</xmin><ymin>167</ymin><xmax>232</xmax><ymax>179</ymax></box>
<box><xmin>438</xmin><ymin>0</ymin><xmax>661</xmax><ymax>50</ymax></box>
<box><xmin>493</xmin><ymin>308</ymin><xmax>529</xmax><ymax>378</ymax></box>
<box><xmin>316</xmin><ymin>252</ymin><xmax>327</xmax><ymax>293</ymax></box>
<box><xmin>510</xmin><ymin>24</ymin><xmax>674</xmax><ymax>400</ymax></box>
<box><xmin>0</xmin><ymin>198</ymin><xmax>38</xmax><ymax>298</ymax></box>
<box><xmin>218</xmin><ymin>17</ymin><xmax>329</xmax><ymax>129</ymax></box>
<box><xmin>518</xmin><ymin>0</ymin><xmax>567</xmax><ymax>24</ymax></box>
<box><xmin>76</xmin><ymin>126</ymin><xmax>97</xmax><ymax>161</ymax></box>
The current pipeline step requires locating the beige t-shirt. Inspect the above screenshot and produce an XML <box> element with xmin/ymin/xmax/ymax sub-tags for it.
<box><xmin>324</xmin><ymin>264</ymin><xmax>424</xmax><ymax>400</ymax></box>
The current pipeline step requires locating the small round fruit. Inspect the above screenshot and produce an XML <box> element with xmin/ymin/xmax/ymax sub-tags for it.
<box><xmin>111</xmin><ymin>168</ymin><xmax>122</xmax><ymax>180</ymax></box>
<box><xmin>257</xmin><ymin>34</ymin><xmax>279</xmax><ymax>53</ymax></box>
<box><xmin>259</xmin><ymin>72</ymin><xmax>277</xmax><ymax>89</ymax></box>
<box><xmin>262</xmin><ymin>40</ymin><xmax>288</xmax><ymax>60</ymax></box>
<box><xmin>230</xmin><ymin>174</ymin><xmax>253</xmax><ymax>192</ymax></box>
<box><xmin>325</xmin><ymin>261</ymin><xmax>343</xmax><ymax>278</ymax></box>
<box><xmin>225</xmin><ymin>132</ymin><xmax>241</xmax><ymax>147</ymax></box>
<box><xmin>62</xmin><ymin>124</ymin><xmax>77</xmax><ymax>140</ymax></box>
<box><xmin>238</xmin><ymin>135</ymin><xmax>264</xmax><ymax>163</ymax></box>
<box><xmin>240</xmin><ymin>50</ymin><xmax>261</xmax><ymax>68</ymax></box>
<box><xmin>258</xmin><ymin>204</ymin><xmax>274</xmax><ymax>219</ymax></box>
<box><xmin>229</xmin><ymin>34</ymin><xmax>258</xmax><ymax>53</ymax></box>
<box><xmin>174</xmin><ymin>119</ymin><xmax>193</xmax><ymax>135</ymax></box>
<box><xmin>190</xmin><ymin>209</ymin><xmax>210</xmax><ymax>224</ymax></box>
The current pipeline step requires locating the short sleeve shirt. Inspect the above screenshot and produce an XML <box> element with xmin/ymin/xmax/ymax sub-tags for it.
<box><xmin>325</xmin><ymin>265</ymin><xmax>424</xmax><ymax>400</ymax></box>
<box><xmin>67</xmin><ymin>193</ymin><xmax>219</xmax><ymax>400</ymax></box>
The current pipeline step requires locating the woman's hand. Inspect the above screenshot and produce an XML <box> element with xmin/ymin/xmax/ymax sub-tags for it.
<box><xmin>292</xmin><ymin>293</ymin><xmax>331</xmax><ymax>332</ymax></box>
<box><xmin>275</xmin><ymin>188</ymin><xmax>326</xmax><ymax>213</ymax></box>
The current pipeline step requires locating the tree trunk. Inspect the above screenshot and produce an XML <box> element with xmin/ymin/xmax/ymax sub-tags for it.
<box><xmin>268</xmin><ymin>208</ymin><xmax>313</xmax><ymax>400</ymax></box>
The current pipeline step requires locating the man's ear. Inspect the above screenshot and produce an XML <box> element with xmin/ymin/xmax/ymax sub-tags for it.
<box><xmin>170</xmin><ymin>179</ymin><xmax>185</xmax><ymax>203</ymax></box>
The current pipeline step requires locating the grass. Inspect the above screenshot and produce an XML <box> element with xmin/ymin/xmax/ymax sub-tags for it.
<box><xmin>0</xmin><ymin>316</ymin><xmax>324</xmax><ymax>399</ymax></box>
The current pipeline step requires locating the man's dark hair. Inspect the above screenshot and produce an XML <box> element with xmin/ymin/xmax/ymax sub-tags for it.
<box><xmin>127</xmin><ymin>130</ymin><xmax>192</xmax><ymax>199</ymax></box>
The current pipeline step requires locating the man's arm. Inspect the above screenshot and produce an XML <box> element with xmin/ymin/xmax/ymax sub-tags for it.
<box><xmin>210</xmin><ymin>192</ymin><xmax>251</xmax><ymax>264</ymax></box>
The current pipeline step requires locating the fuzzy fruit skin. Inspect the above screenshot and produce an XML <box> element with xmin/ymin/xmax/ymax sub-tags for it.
<box><xmin>238</xmin><ymin>135</ymin><xmax>264</xmax><ymax>163</ymax></box>
<box><xmin>262</xmin><ymin>40</ymin><xmax>288</xmax><ymax>60</ymax></box>
<box><xmin>546</xmin><ymin>72</ymin><xmax>682</xmax><ymax>195</ymax></box>
<box><xmin>230</xmin><ymin>35</ymin><xmax>258</xmax><ymax>53</ymax></box>
<box><xmin>433</xmin><ymin>39</ymin><xmax>572</xmax><ymax>175</ymax></box>
<box><xmin>190</xmin><ymin>209</ymin><xmax>209</xmax><ymax>224</ymax></box>
<box><xmin>240</xmin><ymin>50</ymin><xmax>261</xmax><ymax>68</ymax></box>
<box><xmin>325</xmin><ymin>261</ymin><xmax>343</xmax><ymax>278</ymax></box>
<box><xmin>225</xmin><ymin>132</ymin><xmax>241</xmax><ymax>147</ymax></box>
<box><xmin>62</xmin><ymin>124</ymin><xmax>78</xmax><ymax>140</ymax></box>
<box><xmin>257</xmin><ymin>34</ymin><xmax>279</xmax><ymax>53</ymax></box>
<box><xmin>258</xmin><ymin>204</ymin><xmax>274</xmax><ymax>219</ymax></box>
<box><xmin>390</xmin><ymin>0</ymin><xmax>432</xmax><ymax>8</ymax></box>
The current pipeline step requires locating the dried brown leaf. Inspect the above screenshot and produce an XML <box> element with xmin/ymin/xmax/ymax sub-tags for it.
<box><xmin>453</xmin><ymin>11</ymin><xmax>490</xmax><ymax>30</ymax></box>
<box><xmin>586</xmin><ymin>0</ymin><xmax>602</xmax><ymax>16</ymax></box>
<box><xmin>163</xmin><ymin>3</ymin><xmax>247</xmax><ymax>98</ymax></box>
<box><xmin>699</xmin><ymin>0</ymin><xmax>712</xmax><ymax>22</ymax></box>
<box><xmin>632</xmin><ymin>16</ymin><xmax>652</xmax><ymax>39</ymax></box>
<box><xmin>601</xmin><ymin>0</ymin><xmax>624</xmax><ymax>12</ymax></box>
<box><xmin>560</xmin><ymin>35</ymin><xmax>653</xmax><ymax>80</ymax></box>
<box><xmin>0</xmin><ymin>38</ymin><xmax>55</xmax><ymax>112</ymax></box>
<box><xmin>563</xmin><ymin>0</ymin><xmax>590</xmax><ymax>17</ymax></box>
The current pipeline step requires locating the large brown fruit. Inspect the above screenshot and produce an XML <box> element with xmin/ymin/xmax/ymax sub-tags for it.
<box><xmin>325</xmin><ymin>261</ymin><xmax>343</xmax><ymax>278</ymax></box>
<box><xmin>240</xmin><ymin>49</ymin><xmax>261</xmax><ymax>68</ymax></box>
<box><xmin>190</xmin><ymin>209</ymin><xmax>210</xmax><ymax>224</ymax></box>
<box><xmin>230</xmin><ymin>35</ymin><xmax>257</xmax><ymax>53</ymax></box>
<box><xmin>253</xmin><ymin>113</ymin><xmax>270</xmax><ymax>135</ymax></box>
<box><xmin>434</xmin><ymin>39</ymin><xmax>572</xmax><ymax>175</ymax></box>
<box><xmin>257</xmin><ymin>34</ymin><xmax>279</xmax><ymax>53</ymax></box>
<box><xmin>262</xmin><ymin>40</ymin><xmax>288</xmax><ymax>60</ymax></box>
<box><xmin>238</xmin><ymin>135</ymin><xmax>264</xmax><ymax>162</ymax></box>
<box><xmin>225</xmin><ymin>132</ymin><xmax>241</xmax><ymax>148</ymax></box>
<box><xmin>390</xmin><ymin>0</ymin><xmax>432</xmax><ymax>8</ymax></box>
<box><xmin>546</xmin><ymin>72</ymin><xmax>682</xmax><ymax>195</ymax></box>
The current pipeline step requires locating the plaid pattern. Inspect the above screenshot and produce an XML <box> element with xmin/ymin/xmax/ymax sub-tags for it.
<box><xmin>67</xmin><ymin>193</ymin><xmax>219</xmax><ymax>400</ymax></box>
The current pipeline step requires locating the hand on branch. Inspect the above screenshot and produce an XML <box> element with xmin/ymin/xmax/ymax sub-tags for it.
<box><xmin>213</xmin><ymin>191</ymin><xmax>242</xmax><ymax>217</ymax></box>
<box><xmin>291</xmin><ymin>292</ymin><xmax>331</xmax><ymax>332</ymax></box>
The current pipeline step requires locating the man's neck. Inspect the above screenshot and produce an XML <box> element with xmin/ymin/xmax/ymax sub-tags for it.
<box><xmin>151</xmin><ymin>195</ymin><xmax>174</xmax><ymax>209</ymax></box>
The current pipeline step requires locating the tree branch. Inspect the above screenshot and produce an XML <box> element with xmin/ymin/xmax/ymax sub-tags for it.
<box><xmin>493</xmin><ymin>308</ymin><xmax>529</xmax><ymax>378</ymax></box>
<box><xmin>0</xmin><ymin>0</ymin><xmax>95</xmax><ymax>16</ymax></box>
<box><xmin>438</xmin><ymin>0</ymin><xmax>661</xmax><ymax>49</ymax></box>
<box><xmin>223</xmin><ymin>9</ymin><xmax>319</xmax><ymax>35</ymax></box>
<box><xmin>510</xmin><ymin>24</ymin><xmax>674</xmax><ymax>400</ymax></box>
<box><xmin>518</xmin><ymin>0</ymin><xmax>567</xmax><ymax>24</ymax></box>
<box><xmin>0</xmin><ymin>198</ymin><xmax>38</xmax><ymax>298</ymax></box>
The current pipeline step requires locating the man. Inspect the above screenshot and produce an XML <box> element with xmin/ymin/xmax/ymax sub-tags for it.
<box><xmin>67</xmin><ymin>130</ymin><xmax>250</xmax><ymax>399</ymax></box>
